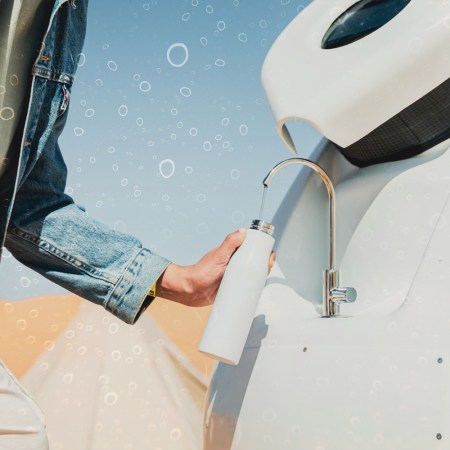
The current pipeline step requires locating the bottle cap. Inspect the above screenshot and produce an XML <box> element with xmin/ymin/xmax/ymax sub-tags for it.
<box><xmin>250</xmin><ymin>219</ymin><xmax>275</xmax><ymax>236</ymax></box>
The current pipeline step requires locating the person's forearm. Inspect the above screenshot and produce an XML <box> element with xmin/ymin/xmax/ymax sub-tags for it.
<box><xmin>6</xmin><ymin>201</ymin><xmax>169</xmax><ymax>324</ymax></box>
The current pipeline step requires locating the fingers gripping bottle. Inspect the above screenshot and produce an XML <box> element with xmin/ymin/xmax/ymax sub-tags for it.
<box><xmin>199</xmin><ymin>220</ymin><xmax>275</xmax><ymax>365</ymax></box>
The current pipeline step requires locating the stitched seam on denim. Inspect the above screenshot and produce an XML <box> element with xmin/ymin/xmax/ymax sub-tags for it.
<box><xmin>32</xmin><ymin>66</ymin><xmax>74</xmax><ymax>85</ymax></box>
<box><xmin>106</xmin><ymin>247</ymin><xmax>143</xmax><ymax>310</ymax></box>
<box><xmin>9</xmin><ymin>225</ymin><xmax>117</xmax><ymax>283</ymax></box>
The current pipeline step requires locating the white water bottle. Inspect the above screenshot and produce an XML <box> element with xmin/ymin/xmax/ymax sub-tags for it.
<box><xmin>198</xmin><ymin>220</ymin><xmax>275</xmax><ymax>365</ymax></box>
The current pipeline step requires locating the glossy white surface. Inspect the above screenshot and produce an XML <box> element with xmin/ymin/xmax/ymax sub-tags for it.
<box><xmin>261</xmin><ymin>0</ymin><xmax>450</xmax><ymax>150</ymax></box>
<box><xmin>204</xmin><ymin>141</ymin><xmax>450</xmax><ymax>449</ymax></box>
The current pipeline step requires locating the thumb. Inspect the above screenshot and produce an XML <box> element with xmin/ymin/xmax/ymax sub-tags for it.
<box><xmin>217</xmin><ymin>228</ymin><xmax>247</xmax><ymax>261</ymax></box>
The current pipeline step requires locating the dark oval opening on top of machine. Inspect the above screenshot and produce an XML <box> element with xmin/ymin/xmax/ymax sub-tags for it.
<box><xmin>321</xmin><ymin>0</ymin><xmax>411</xmax><ymax>50</ymax></box>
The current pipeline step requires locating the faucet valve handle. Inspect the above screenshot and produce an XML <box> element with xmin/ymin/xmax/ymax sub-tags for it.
<box><xmin>330</xmin><ymin>287</ymin><xmax>357</xmax><ymax>304</ymax></box>
<box><xmin>330</xmin><ymin>286</ymin><xmax>357</xmax><ymax>316</ymax></box>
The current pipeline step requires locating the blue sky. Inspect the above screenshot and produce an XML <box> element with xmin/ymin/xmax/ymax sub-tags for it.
<box><xmin>0</xmin><ymin>0</ymin><xmax>323</xmax><ymax>298</ymax></box>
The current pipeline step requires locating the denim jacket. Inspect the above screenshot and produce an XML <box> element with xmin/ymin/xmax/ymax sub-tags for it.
<box><xmin>1</xmin><ymin>0</ymin><xmax>170</xmax><ymax>324</ymax></box>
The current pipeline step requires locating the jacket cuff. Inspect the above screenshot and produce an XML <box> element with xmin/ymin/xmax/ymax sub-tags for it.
<box><xmin>105</xmin><ymin>247</ymin><xmax>170</xmax><ymax>324</ymax></box>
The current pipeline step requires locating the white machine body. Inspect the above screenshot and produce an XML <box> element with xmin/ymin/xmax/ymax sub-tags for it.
<box><xmin>203</xmin><ymin>0</ymin><xmax>450</xmax><ymax>447</ymax></box>
<box><xmin>204</xmin><ymin>138</ymin><xmax>450</xmax><ymax>450</ymax></box>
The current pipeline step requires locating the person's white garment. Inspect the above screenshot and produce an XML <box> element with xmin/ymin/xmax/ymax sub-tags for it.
<box><xmin>0</xmin><ymin>359</ymin><xmax>48</xmax><ymax>450</ymax></box>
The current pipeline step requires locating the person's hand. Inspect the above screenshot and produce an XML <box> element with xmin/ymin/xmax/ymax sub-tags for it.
<box><xmin>156</xmin><ymin>229</ymin><xmax>275</xmax><ymax>307</ymax></box>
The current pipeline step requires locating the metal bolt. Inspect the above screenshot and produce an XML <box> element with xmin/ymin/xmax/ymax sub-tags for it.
<box><xmin>437</xmin><ymin>433</ymin><xmax>442</xmax><ymax>440</ymax></box>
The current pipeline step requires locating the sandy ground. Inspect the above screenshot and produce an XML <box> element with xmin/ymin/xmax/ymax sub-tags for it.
<box><xmin>0</xmin><ymin>294</ymin><xmax>215</xmax><ymax>379</ymax></box>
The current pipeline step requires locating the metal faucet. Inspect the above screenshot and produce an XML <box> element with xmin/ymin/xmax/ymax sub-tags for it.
<box><xmin>262</xmin><ymin>158</ymin><xmax>357</xmax><ymax>317</ymax></box>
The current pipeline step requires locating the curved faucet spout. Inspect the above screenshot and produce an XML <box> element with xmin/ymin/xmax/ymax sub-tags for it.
<box><xmin>262</xmin><ymin>158</ymin><xmax>336</xmax><ymax>271</ymax></box>
<box><xmin>263</xmin><ymin>157</ymin><xmax>356</xmax><ymax>317</ymax></box>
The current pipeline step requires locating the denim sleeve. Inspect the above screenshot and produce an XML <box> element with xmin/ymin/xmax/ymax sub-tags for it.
<box><xmin>6</xmin><ymin>138</ymin><xmax>170</xmax><ymax>325</ymax></box>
